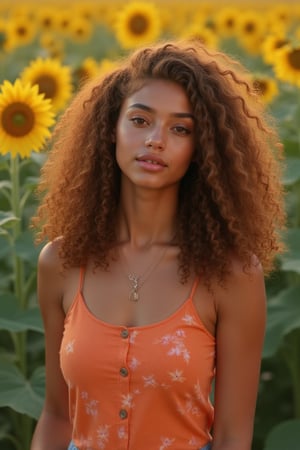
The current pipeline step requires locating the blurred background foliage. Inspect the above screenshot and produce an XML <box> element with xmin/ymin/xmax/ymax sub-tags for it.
<box><xmin>0</xmin><ymin>0</ymin><xmax>299</xmax><ymax>449</ymax></box>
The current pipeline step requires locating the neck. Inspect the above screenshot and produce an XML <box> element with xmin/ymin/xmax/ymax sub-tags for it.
<box><xmin>117</xmin><ymin>182</ymin><xmax>179</xmax><ymax>249</ymax></box>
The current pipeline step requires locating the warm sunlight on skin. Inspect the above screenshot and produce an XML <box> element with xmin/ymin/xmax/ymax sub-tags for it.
<box><xmin>115</xmin><ymin>79</ymin><xmax>196</xmax><ymax>192</ymax></box>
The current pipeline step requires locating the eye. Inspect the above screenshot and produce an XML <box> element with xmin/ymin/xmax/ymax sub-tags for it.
<box><xmin>130</xmin><ymin>117</ymin><xmax>148</xmax><ymax>126</ymax></box>
<box><xmin>173</xmin><ymin>125</ymin><xmax>192</xmax><ymax>135</ymax></box>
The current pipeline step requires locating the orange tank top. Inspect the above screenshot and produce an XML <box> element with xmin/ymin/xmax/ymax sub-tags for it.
<box><xmin>60</xmin><ymin>268</ymin><xmax>215</xmax><ymax>450</ymax></box>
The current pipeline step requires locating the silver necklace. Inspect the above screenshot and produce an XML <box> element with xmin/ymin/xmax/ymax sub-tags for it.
<box><xmin>120</xmin><ymin>246</ymin><xmax>168</xmax><ymax>302</ymax></box>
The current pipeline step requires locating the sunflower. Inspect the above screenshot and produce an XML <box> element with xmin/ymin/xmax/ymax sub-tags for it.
<box><xmin>73</xmin><ymin>57</ymin><xmax>99</xmax><ymax>88</ymax></box>
<box><xmin>265</xmin><ymin>4</ymin><xmax>292</xmax><ymax>31</ymax></box>
<box><xmin>20</xmin><ymin>58</ymin><xmax>73</xmax><ymax>113</ymax></box>
<box><xmin>39</xmin><ymin>32</ymin><xmax>65</xmax><ymax>59</ymax></box>
<box><xmin>5</xmin><ymin>14</ymin><xmax>37</xmax><ymax>49</ymax></box>
<box><xmin>235</xmin><ymin>10</ymin><xmax>266</xmax><ymax>54</ymax></box>
<box><xmin>273</xmin><ymin>44</ymin><xmax>300</xmax><ymax>87</ymax></box>
<box><xmin>0</xmin><ymin>79</ymin><xmax>54</xmax><ymax>158</ymax></box>
<box><xmin>98</xmin><ymin>58</ymin><xmax>118</xmax><ymax>76</ymax></box>
<box><xmin>180</xmin><ymin>24</ymin><xmax>218</xmax><ymax>49</ymax></box>
<box><xmin>261</xmin><ymin>32</ymin><xmax>290</xmax><ymax>65</ymax></box>
<box><xmin>73</xmin><ymin>2</ymin><xmax>95</xmax><ymax>22</ymax></box>
<box><xmin>56</xmin><ymin>9</ymin><xmax>72</xmax><ymax>34</ymax></box>
<box><xmin>114</xmin><ymin>1</ymin><xmax>161</xmax><ymax>49</ymax></box>
<box><xmin>67</xmin><ymin>17</ymin><xmax>93</xmax><ymax>43</ymax></box>
<box><xmin>35</xmin><ymin>7</ymin><xmax>60</xmax><ymax>32</ymax></box>
<box><xmin>214</xmin><ymin>6</ymin><xmax>240</xmax><ymax>38</ymax></box>
<box><xmin>252</xmin><ymin>74</ymin><xmax>279</xmax><ymax>104</ymax></box>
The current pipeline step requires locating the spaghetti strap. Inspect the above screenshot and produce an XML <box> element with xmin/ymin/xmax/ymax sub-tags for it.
<box><xmin>190</xmin><ymin>277</ymin><xmax>200</xmax><ymax>299</ymax></box>
<box><xmin>78</xmin><ymin>267</ymin><xmax>86</xmax><ymax>293</ymax></box>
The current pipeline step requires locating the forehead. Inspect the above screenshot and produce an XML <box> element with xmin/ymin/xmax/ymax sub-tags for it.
<box><xmin>122</xmin><ymin>79</ymin><xmax>193</xmax><ymax>113</ymax></box>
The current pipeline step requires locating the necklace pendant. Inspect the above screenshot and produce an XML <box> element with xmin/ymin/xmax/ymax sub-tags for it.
<box><xmin>128</xmin><ymin>274</ymin><xmax>139</xmax><ymax>302</ymax></box>
<box><xmin>130</xmin><ymin>289</ymin><xmax>139</xmax><ymax>302</ymax></box>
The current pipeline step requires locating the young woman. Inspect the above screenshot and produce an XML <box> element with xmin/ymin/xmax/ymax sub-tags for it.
<box><xmin>30</xmin><ymin>40</ymin><xmax>285</xmax><ymax>450</ymax></box>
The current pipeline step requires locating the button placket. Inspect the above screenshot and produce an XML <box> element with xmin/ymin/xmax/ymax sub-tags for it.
<box><xmin>120</xmin><ymin>328</ymin><xmax>129</xmax><ymax>339</ymax></box>
<box><xmin>119</xmin><ymin>408</ymin><xmax>128</xmax><ymax>420</ymax></box>
<box><xmin>119</xmin><ymin>328</ymin><xmax>130</xmax><ymax>426</ymax></box>
<box><xmin>120</xmin><ymin>367</ymin><xmax>129</xmax><ymax>377</ymax></box>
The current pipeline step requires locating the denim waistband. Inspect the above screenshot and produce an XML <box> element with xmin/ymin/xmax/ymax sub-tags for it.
<box><xmin>201</xmin><ymin>443</ymin><xmax>212</xmax><ymax>450</ymax></box>
<box><xmin>68</xmin><ymin>442</ymin><xmax>78</xmax><ymax>450</ymax></box>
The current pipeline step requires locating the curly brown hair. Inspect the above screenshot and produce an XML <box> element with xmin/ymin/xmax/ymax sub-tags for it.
<box><xmin>32</xmin><ymin>40</ymin><xmax>286</xmax><ymax>283</ymax></box>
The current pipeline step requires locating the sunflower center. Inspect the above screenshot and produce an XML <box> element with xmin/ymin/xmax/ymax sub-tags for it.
<box><xmin>1</xmin><ymin>102</ymin><xmax>35</xmax><ymax>137</ymax></box>
<box><xmin>226</xmin><ymin>18</ymin><xmax>234</xmax><ymax>28</ymax></box>
<box><xmin>274</xmin><ymin>39</ymin><xmax>289</xmax><ymax>49</ymax></box>
<box><xmin>35</xmin><ymin>75</ymin><xmax>57</xmax><ymax>99</ymax></box>
<box><xmin>287</xmin><ymin>48</ymin><xmax>300</xmax><ymax>70</ymax></box>
<box><xmin>128</xmin><ymin>14</ymin><xmax>149</xmax><ymax>35</ymax></box>
<box><xmin>253</xmin><ymin>79</ymin><xmax>267</xmax><ymax>95</ymax></box>
<box><xmin>16</xmin><ymin>26</ymin><xmax>28</xmax><ymax>37</ymax></box>
<box><xmin>61</xmin><ymin>19</ymin><xmax>70</xmax><ymax>29</ymax></box>
<box><xmin>244</xmin><ymin>22</ymin><xmax>255</xmax><ymax>34</ymax></box>
<box><xmin>75</xmin><ymin>27</ymin><xmax>84</xmax><ymax>36</ymax></box>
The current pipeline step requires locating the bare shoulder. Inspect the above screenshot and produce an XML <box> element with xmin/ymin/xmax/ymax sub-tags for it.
<box><xmin>38</xmin><ymin>238</ymin><xmax>64</xmax><ymax>271</ymax></box>
<box><xmin>214</xmin><ymin>254</ymin><xmax>266</xmax><ymax>317</ymax></box>
<box><xmin>37</xmin><ymin>238</ymin><xmax>66</xmax><ymax>308</ymax></box>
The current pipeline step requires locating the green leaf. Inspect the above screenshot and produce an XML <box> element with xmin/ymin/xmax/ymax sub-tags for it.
<box><xmin>263</xmin><ymin>285</ymin><xmax>300</xmax><ymax>358</ymax></box>
<box><xmin>279</xmin><ymin>228</ymin><xmax>300</xmax><ymax>274</ymax></box>
<box><xmin>0</xmin><ymin>180</ymin><xmax>12</xmax><ymax>190</ymax></box>
<box><xmin>14</xmin><ymin>230</ymin><xmax>41</xmax><ymax>263</ymax></box>
<box><xmin>0</xmin><ymin>211</ymin><xmax>19</xmax><ymax>228</ymax></box>
<box><xmin>0</xmin><ymin>361</ymin><xmax>45</xmax><ymax>419</ymax></box>
<box><xmin>283</xmin><ymin>158</ymin><xmax>300</xmax><ymax>186</ymax></box>
<box><xmin>0</xmin><ymin>158</ymin><xmax>9</xmax><ymax>171</ymax></box>
<box><xmin>0</xmin><ymin>293</ymin><xmax>43</xmax><ymax>333</ymax></box>
<box><xmin>0</xmin><ymin>235</ymin><xmax>11</xmax><ymax>258</ymax></box>
<box><xmin>23</xmin><ymin>176</ymin><xmax>39</xmax><ymax>190</ymax></box>
<box><xmin>264</xmin><ymin>419</ymin><xmax>300</xmax><ymax>450</ymax></box>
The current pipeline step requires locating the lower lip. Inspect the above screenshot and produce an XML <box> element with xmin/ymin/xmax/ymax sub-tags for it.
<box><xmin>136</xmin><ymin>160</ymin><xmax>166</xmax><ymax>172</ymax></box>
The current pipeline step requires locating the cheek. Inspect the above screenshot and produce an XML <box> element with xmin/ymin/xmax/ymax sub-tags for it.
<box><xmin>178</xmin><ymin>143</ymin><xmax>195</xmax><ymax>167</ymax></box>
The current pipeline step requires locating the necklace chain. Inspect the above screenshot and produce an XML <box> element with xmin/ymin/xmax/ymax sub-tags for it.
<box><xmin>120</xmin><ymin>246</ymin><xmax>168</xmax><ymax>302</ymax></box>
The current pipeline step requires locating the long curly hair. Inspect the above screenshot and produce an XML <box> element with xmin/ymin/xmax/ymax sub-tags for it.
<box><xmin>32</xmin><ymin>40</ymin><xmax>286</xmax><ymax>283</ymax></box>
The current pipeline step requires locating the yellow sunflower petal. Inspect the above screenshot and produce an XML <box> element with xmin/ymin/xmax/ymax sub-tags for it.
<box><xmin>273</xmin><ymin>44</ymin><xmax>300</xmax><ymax>87</ymax></box>
<box><xmin>114</xmin><ymin>1</ymin><xmax>161</xmax><ymax>49</ymax></box>
<box><xmin>20</xmin><ymin>57</ymin><xmax>73</xmax><ymax>113</ymax></box>
<box><xmin>252</xmin><ymin>74</ymin><xmax>279</xmax><ymax>104</ymax></box>
<box><xmin>0</xmin><ymin>79</ymin><xmax>55</xmax><ymax>159</ymax></box>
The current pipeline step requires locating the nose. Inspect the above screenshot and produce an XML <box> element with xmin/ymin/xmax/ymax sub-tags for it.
<box><xmin>145</xmin><ymin>127</ymin><xmax>164</xmax><ymax>151</ymax></box>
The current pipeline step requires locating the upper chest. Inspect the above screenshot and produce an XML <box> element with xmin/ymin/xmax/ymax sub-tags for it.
<box><xmin>62</xmin><ymin>261</ymin><xmax>216</xmax><ymax>336</ymax></box>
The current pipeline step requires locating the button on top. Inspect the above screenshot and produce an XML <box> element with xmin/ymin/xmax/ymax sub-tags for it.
<box><xmin>120</xmin><ymin>367</ymin><xmax>129</xmax><ymax>377</ymax></box>
<box><xmin>120</xmin><ymin>329</ymin><xmax>129</xmax><ymax>339</ymax></box>
<box><xmin>119</xmin><ymin>409</ymin><xmax>128</xmax><ymax>419</ymax></box>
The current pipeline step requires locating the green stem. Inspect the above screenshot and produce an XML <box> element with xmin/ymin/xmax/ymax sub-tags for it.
<box><xmin>20</xmin><ymin>414</ymin><xmax>33</xmax><ymax>450</ymax></box>
<box><xmin>10</xmin><ymin>156</ymin><xmax>25</xmax><ymax>305</ymax></box>
<box><xmin>10</xmin><ymin>155</ymin><xmax>27</xmax><ymax>376</ymax></box>
<box><xmin>20</xmin><ymin>188</ymin><xmax>33</xmax><ymax>213</ymax></box>
<box><xmin>24</xmin><ymin>271</ymin><xmax>37</xmax><ymax>308</ymax></box>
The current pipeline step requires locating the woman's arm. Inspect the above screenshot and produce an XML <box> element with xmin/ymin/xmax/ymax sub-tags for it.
<box><xmin>211</xmin><ymin>258</ymin><xmax>267</xmax><ymax>450</ymax></box>
<box><xmin>30</xmin><ymin>241</ymin><xmax>72</xmax><ymax>450</ymax></box>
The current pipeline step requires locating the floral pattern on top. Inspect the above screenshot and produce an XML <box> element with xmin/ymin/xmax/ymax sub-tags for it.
<box><xmin>60</xmin><ymin>279</ymin><xmax>215</xmax><ymax>449</ymax></box>
<box><xmin>154</xmin><ymin>329</ymin><xmax>191</xmax><ymax>363</ymax></box>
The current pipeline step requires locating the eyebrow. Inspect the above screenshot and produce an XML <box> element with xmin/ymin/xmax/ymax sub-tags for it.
<box><xmin>128</xmin><ymin>103</ymin><xmax>195</xmax><ymax>121</ymax></box>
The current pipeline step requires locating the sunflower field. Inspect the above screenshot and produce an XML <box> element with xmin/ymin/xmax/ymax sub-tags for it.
<box><xmin>0</xmin><ymin>0</ymin><xmax>300</xmax><ymax>449</ymax></box>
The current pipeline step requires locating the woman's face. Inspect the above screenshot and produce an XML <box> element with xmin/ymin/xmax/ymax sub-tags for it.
<box><xmin>115</xmin><ymin>78</ymin><xmax>196</xmax><ymax>192</ymax></box>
